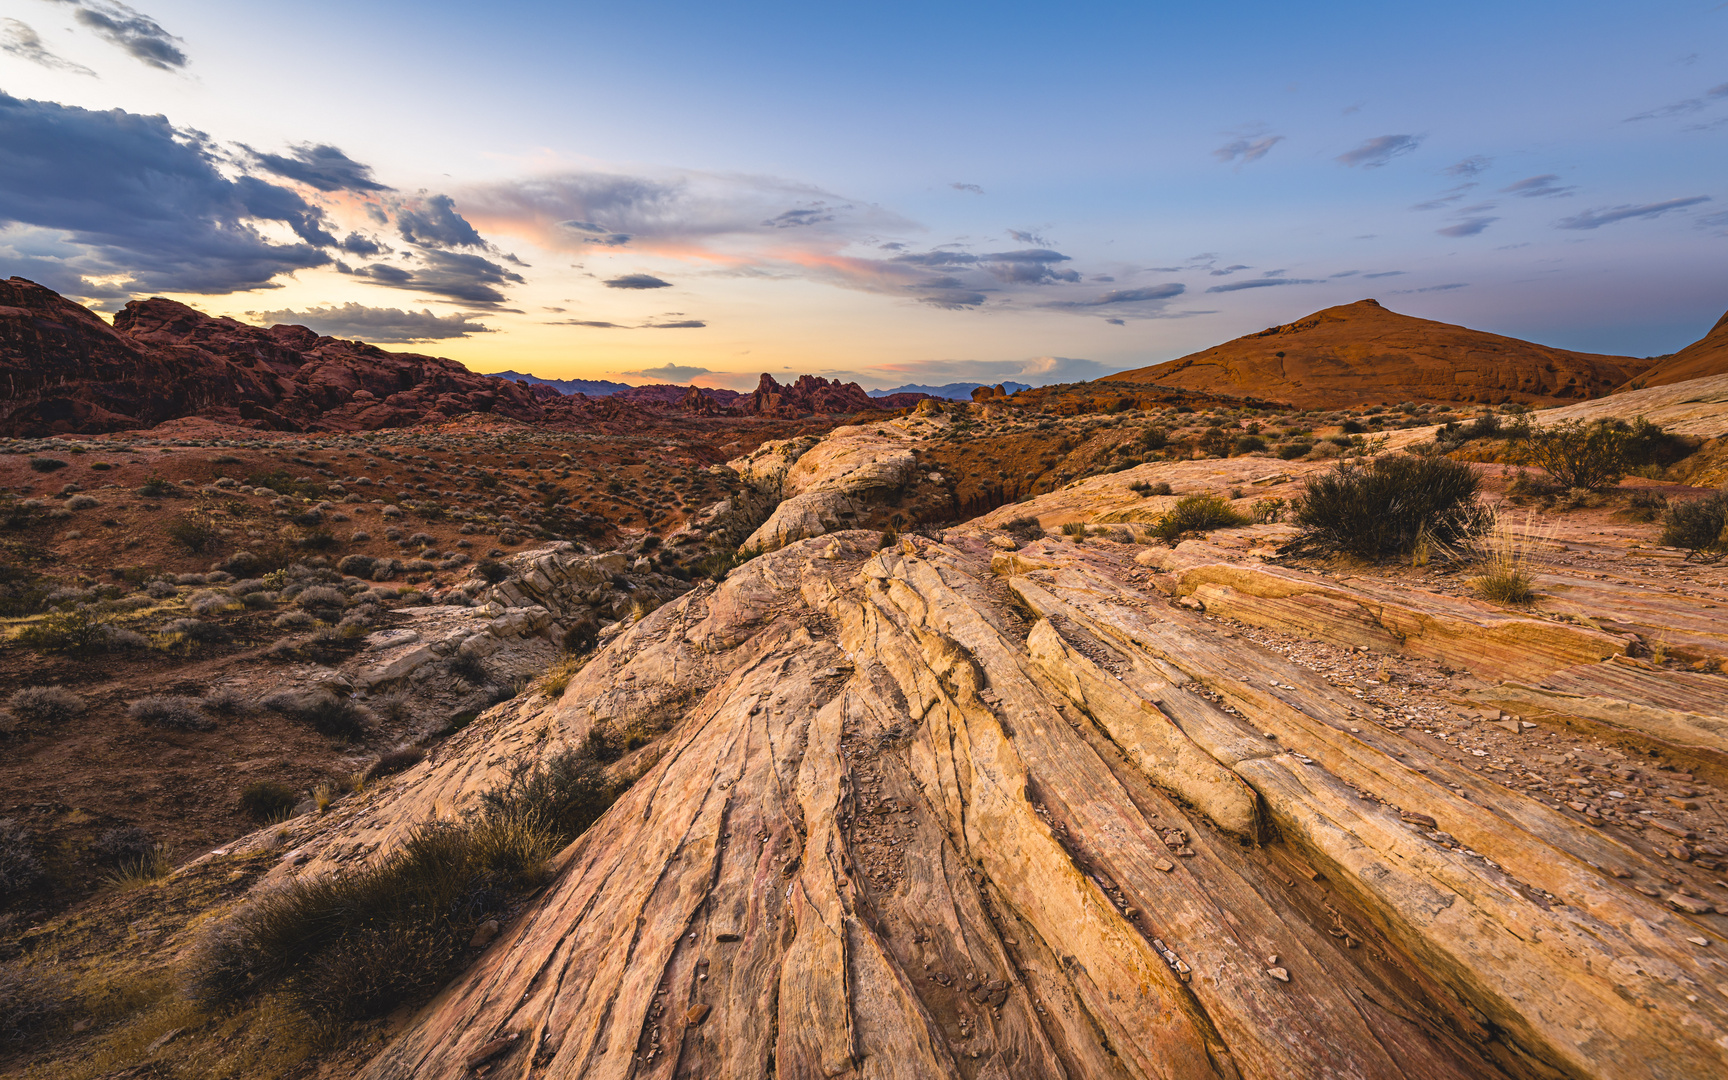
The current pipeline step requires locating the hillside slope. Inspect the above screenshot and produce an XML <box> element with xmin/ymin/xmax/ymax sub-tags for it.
<box><xmin>1105</xmin><ymin>300</ymin><xmax>1650</xmax><ymax>408</ymax></box>
<box><xmin>1623</xmin><ymin>308</ymin><xmax>1728</xmax><ymax>389</ymax></box>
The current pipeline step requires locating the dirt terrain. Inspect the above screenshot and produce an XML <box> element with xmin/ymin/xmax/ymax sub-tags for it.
<box><xmin>3</xmin><ymin>372</ymin><xmax>1726</xmax><ymax>1080</ymax></box>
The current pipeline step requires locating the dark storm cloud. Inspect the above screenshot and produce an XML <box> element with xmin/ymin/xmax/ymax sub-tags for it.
<box><xmin>52</xmin><ymin>0</ymin><xmax>186</xmax><ymax>70</ymax></box>
<box><xmin>339</xmin><ymin>250</ymin><xmax>524</xmax><ymax>305</ymax></box>
<box><xmin>604</xmin><ymin>273</ymin><xmax>673</xmax><ymax>289</ymax></box>
<box><xmin>246</xmin><ymin>303</ymin><xmax>493</xmax><ymax>342</ymax></box>
<box><xmin>0</xmin><ymin>92</ymin><xmax>333</xmax><ymax>294</ymax></box>
<box><xmin>1500</xmin><ymin>174</ymin><xmax>1575</xmax><ymax>198</ymax></box>
<box><xmin>1555</xmin><ymin>196</ymin><xmax>1711</xmax><ymax>230</ymax></box>
<box><xmin>1213</xmin><ymin>134</ymin><xmax>1283</xmax><ymax>165</ymax></box>
<box><xmin>396</xmin><ymin>194</ymin><xmax>486</xmax><ymax>248</ymax></box>
<box><xmin>1336</xmin><ymin>134</ymin><xmax>1423</xmax><ymax>168</ymax></box>
<box><xmin>1625</xmin><ymin>82</ymin><xmax>1728</xmax><ymax>121</ymax></box>
<box><xmin>1436</xmin><ymin>216</ymin><xmax>1498</xmax><ymax>237</ymax></box>
<box><xmin>338</xmin><ymin>232</ymin><xmax>387</xmax><ymax>256</ymax></box>
<box><xmin>2</xmin><ymin>17</ymin><xmax>94</xmax><ymax>73</ymax></box>
<box><xmin>1204</xmin><ymin>277</ymin><xmax>1318</xmax><ymax>293</ymax></box>
<box><xmin>252</xmin><ymin>143</ymin><xmax>393</xmax><ymax>194</ymax></box>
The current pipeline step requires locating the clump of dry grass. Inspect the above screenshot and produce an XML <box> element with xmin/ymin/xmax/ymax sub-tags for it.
<box><xmin>1466</xmin><ymin>508</ymin><xmax>1546</xmax><ymax>605</ymax></box>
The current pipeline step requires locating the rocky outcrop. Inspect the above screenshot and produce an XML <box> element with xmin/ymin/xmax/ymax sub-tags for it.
<box><xmin>1104</xmin><ymin>299</ymin><xmax>1652</xmax><ymax>408</ymax></box>
<box><xmin>746</xmin><ymin>373</ymin><xmax>896</xmax><ymax>417</ymax></box>
<box><xmin>294</xmin><ymin>524</ymin><xmax>1728</xmax><ymax>1080</ymax></box>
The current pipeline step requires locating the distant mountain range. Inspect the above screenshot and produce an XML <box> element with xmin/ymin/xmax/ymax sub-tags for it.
<box><xmin>483</xmin><ymin>371</ymin><xmax>638</xmax><ymax>396</ymax></box>
<box><xmin>867</xmin><ymin>381</ymin><xmax>1031</xmax><ymax>400</ymax></box>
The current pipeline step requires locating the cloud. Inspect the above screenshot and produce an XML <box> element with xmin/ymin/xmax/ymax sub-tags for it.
<box><xmin>950</xmin><ymin>182</ymin><xmax>984</xmax><ymax>194</ymax></box>
<box><xmin>1204</xmin><ymin>276</ymin><xmax>1319</xmax><ymax>293</ymax></box>
<box><xmin>642</xmin><ymin>319</ymin><xmax>705</xmax><ymax>328</ymax></box>
<box><xmin>1337</xmin><ymin>134</ymin><xmax>1423</xmax><ymax>168</ymax></box>
<box><xmin>604</xmin><ymin>273</ymin><xmax>672</xmax><ymax>289</ymax></box>
<box><xmin>245</xmin><ymin>303</ymin><xmax>492</xmax><ymax>342</ymax></box>
<box><xmin>1213</xmin><ymin>134</ymin><xmax>1284</xmax><ymax>165</ymax></box>
<box><xmin>763</xmin><ymin>203</ymin><xmax>840</xmax><ymax>228</ymax></box>
<box><xmin>1362</xmin><ymin>270</ymin><xmax>1406</xmax><ymax>278</ymax></box>
<box><xmin>911</xmin><ymin>284</ymin><xmax>989</xmax><ymax>309</ymax></box>
<box><xmin>1208</xmin><ymin>264</ymin><xmax>1250</xmax><ymax>276</ymax></box>
<box><xmin>852</xmin><ymin>354</ymin><xmax>1127</xmax><ymax>389</ymax></box>
<box><xmin>252</xmin><ymin>143</ymin><xmax>392</xmax><ymax>194</ymax></box>
<box><xmin>337</xmin><ymin>232</ymin><xmax>387</xmax><ymax>256</ymax></box>
<box><xmin>1554</xmin><ymin>196</ymin><xmax>1712</xmax><ymax>230</ymax></box>
<box><xmin>1049</xmin><ymin>284</ymin><xmax>1187</xmax><ymax>307</ymax></box>
<box><xmin>1500</xmin><ymin>174</ymin><xmax>1575</xmax><ymax>198</ymax></box>
<box><xmin>1445</xmin><ymin>155</ymin><xmax>1491</xmax><ymax>177</ymax></box>
<box><xmin>552</xmin><ymin>317</ymin><xmax>706</xmax><ymax>330</ymax></box>
<box><xmin>1625</xmin><ymin>82</ymin><xmax>1728</xmax><ymax>121</ymax></box>
<box><xmin>1390</xmin><ymin>283</ymin><xmax>1470</xmax><ymax>294</ymax></box>
<box><xmin>1106</xmin><ymin>318</ymin><xmax>1125</xmax><ymax>325</ymax></box>
<box><xmin>1410</xmin><ymin>183</ymin><xmax>1477</xmax><ymax>211</ymax></box>
<box><xmin>617</xmin><ymin>363</ymin><xmax>713</xmax><ymax>381</ymax></box>
<box><xmin>52</xmin><ymin>0</ymin><xmax>186</xmax><ymax>70</ymax></box>
<box><xmin>1330</xmin><ymin>270</ymin><xmax>1360</xmax><ymax>278</ymax></box>
<box><xmin>0</xmin><ymin>92</ymin><xmax>334</xmax><ymax>296</ymax></box>
<box><xmin>553</xmin><ymin>319</ymin><xmax>628</xmax><ymax>328</ymax></box>
<box><xmin>339</xmin><ymin>250</ymin><xmax>524</xmax><ymax>305</ymax></box>
<box><xmin>1008</xmin><ymin>228</ymin><xmax>1048</xmax><ymax>245</ymax></box>
<box><xmin>396</xmin><ymin>193</ymin><xmax>486</xmax><ymax>248</ymax></box>
<box><xmin>2</xmin><ymin>17</ymin><xmax>94</xmax><ymax>73</ymax></box>
<box><xmin>1436</xmin><ymin>216</ymin><xmax>1497</xmax><ymax>237</ymax></box>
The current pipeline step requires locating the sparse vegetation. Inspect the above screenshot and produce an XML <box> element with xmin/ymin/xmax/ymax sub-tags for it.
<box><xmin>1512</xmin><ymin>418</ymin><xmax>1631</xmax><ymax>491</ymax></box>
<box><xmin>366</xmin><ymin>746</ymin><xmax>426</xmax><ymax>780</ymax></box>
<box><xmin>27</xmin><ymin>457</ymin><xmax>67</xmax><ymax>473</ymax></box>
<box><xmin>0</xmin><ymin>819</ymin><xmax>45</xmax><ymax>898</ymax></box>
<box><xmin>166</xmin><ymin>513</ymin><xmax>221</xmax><ymax>553</ymax></box>
<box><xmin>0</xmin><ymin>962</ymin><xmax>71</xmax><ymax>1043</ymax></box>
<box><xmin>445</xmin><ymin>651</ymin><xmax>489</xmax><ymax>684</ymax></box>
<box><xmin>475</xmin><ymin>558</ymin><xmax>511</xmax><ymax>583</ymax></box>
<box><xmin>129</xmin><ymin>694</ymin><xmax>216</xmax><ymax>731</ymax></box>
<box><xmin>239</xmin><ymin>781</ymin><xmax>299</xmax><ymax>822</ymax></box>
<box><xmin>1002</xmin><ymin>515</ymin><xmax>1045</xmax><ymax>540</ymax></box>
<box><xmin>7</xmin><ymin>684</ymin><xmax>86</xmax><ymax>725</ymax></box>
<box><xmin>1468</xmin><ymin>510</ymin><xmax>1543</xmax><ymax>605</ymax></box>
<box><xmin>1662</xmin><ymin>491</ymin><xmax>1728</xmax><ymax>560</ymax></box>
<box><xmin>1294</xmin><ymin>454</ymin><xmax>1482</xmax><ymax>558</ymax></box>
<box><xmin>101</xmin><ymin>841</ymin><xmax>174</xmax><ymax>889</ymax></box>
<box><xmin>262</xmin><ymin>690</ymin><xmax>373</xmax><ymax>741</ymax></box>
<box><xmin>1149</xmin><ymin>494</ymin><xmax>1249</xmax><ymax>544</ymax></box>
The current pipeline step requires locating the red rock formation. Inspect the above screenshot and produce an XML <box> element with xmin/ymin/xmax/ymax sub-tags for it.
<box><xmin>0</xmin><ymin>277</ymin><xmax>611</xmax><ymax>436</ymax></box>
<box><xmin>1623</xmin><ymin>307</ymin><xmax>1728</xmax><ymax>389</ymax></box>
<box><xmin>1104</xmin><ymin>299</ymin><xmax>1653</xmax><ymax>408</ymax></box>
<box><xmin>745</xmin><ymin>373</ymin><xmax>892</xmax><ymax>417</ymax></box>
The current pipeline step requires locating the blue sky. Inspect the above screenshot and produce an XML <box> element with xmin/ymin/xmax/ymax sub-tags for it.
<box><xmin>1</xmin><ymin>0</ymin><xmax>1724</xmax><ymax>389</ymax></box>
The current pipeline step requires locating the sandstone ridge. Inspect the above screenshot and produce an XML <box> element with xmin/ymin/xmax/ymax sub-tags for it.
<box><xmin>1104</xmin><ymin>299</ymin><xmax>1652</xmax><ymax>409</ymax></box>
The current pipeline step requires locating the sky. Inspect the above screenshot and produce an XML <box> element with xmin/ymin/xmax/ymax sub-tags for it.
<box><xmin>1</xmin><ymin>0</ymin><xmax>1725</xmax><ymax>391</ymax></box>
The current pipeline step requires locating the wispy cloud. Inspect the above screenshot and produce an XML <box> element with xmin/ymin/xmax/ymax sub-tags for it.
<box><xmin>1337</xmin><ymin>134</ymin><xmax>1422</xmax><ymax>168</ymax></box>
<box><xmin>950</xmin><ymin>182</ymin><xmax>984</xmax><ymax>194</ymax></box>
<box><xmin>50</xmin><ymin>0</ymin><xmax>186</xmax><ymax>70</ymax></box>
<box><xmin>1410</xmin><ymin>183</ymin><xmax>1477</xmax><ymax>211</ymax></box>
<box><xmin>616</xmin><ymin>363</ymin><xmax>713</xmax><ymax>381</ymax></box>
<box><xmin>604</xmin><ymin>273</ymin><xmax>673</xmax><ymax>289</ymax></box>
<box><xmin>1625</xmin><ymin>82</ymin><xmax>1728</xmax><ymax>121</ymax></box>
<box><xmin>1445</xmin><ymin>155</ymin><xmax>1491</xmax><ymax>177</ymax></box>
<box><xmin>1213</xmin><ymin>133</ymin><xmax>1284</xmax><ymax>166</ymax></box>
<box><xmin>1205</xmin><ymin>276</ymin><xmax>1319</xmax><ymax>293</ymax></box>
<box><xmin>1554</xmin><ymin>196</ymin><xmax>1711</xmax><ymax>230</ymax></box>
<box><xmin>1</xmin><ymin>17</ymin><xmax>94</xmax><ymax>74</ymax></box>
<box><xmin>1500</xmin><ymin>174</ymin><xmax>1575</xmax><ymax>198</ymax></box>
<box><xmin>1436</xmin><ymin>216</ymin><xmax>1497</xmax><ymax>237</ymax></box>
<box><xmin>1041</xmin><ymin>284</ymin><xmax>1187</xmax><ymax>310</ymax></box>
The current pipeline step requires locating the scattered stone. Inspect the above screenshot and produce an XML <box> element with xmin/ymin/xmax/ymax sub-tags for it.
<box><xmin>1153</xmin><ymin>857</ymin><xmax>1175</xmax><ymax>872</ymax></box>
<box><xmin>470</xmin><ymin>919</ymin><xmax>501</xmax><ymax>948</ymax></box>
<box><xmin>715</xmin><ymin>932</ymin><xmax>741</xmax><ymax>942</ymax></box>
<box><xmin>1267</xmin><ymin>967</ymin><xmax>1290</xmax><ymax>982</ymax></box>
<box><xmin>686</xmin><ymin>1003</ymin><xmax>712</xmax><ymax>1025</ymax></box>
<box><xmin>1667</xmin><ymin>893</ymin><xmax>1716</xmax><ymax>916</ymax></box>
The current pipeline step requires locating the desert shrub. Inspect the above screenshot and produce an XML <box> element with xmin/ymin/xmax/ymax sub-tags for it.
<box><xmin>27</xmin><ymin>458</ymin><xmax>66</xmax><ymax>473</ymax></box>
<box><xmin>445</xmin><ymin>652</ymin><xmax>488</xmax><ymax>684</ymax></box>
<box><xmin>187</xmin><ymin>814</ymin><xmax>562</xmax><ymax>1022</ymax></box>
<box><xmin>295</xmin><ymin>585</ymin><xmax>346</xmax><ymax>613</ymax></box>
<box><xmin>166</xmin><ymin>514</ymin><xmax>220</xmax><ymax>554</ymax></box>
<box><xmin>239</xmin><ymin>781</ymin><xmax>298</xmax><ymax>822</ymax></box>
<box><xmin>1621</xmin><ymin>490</ymin><xmax>1669</xmax><ymax>522</ymax></box>
<box><xmin>144</xmin><ymin>579</ymin><xmax>177</xmax><ymax>599</ymax></box>
<box><xmin>15</xmin><ymin>608</ymin><xmax>120</xmax><ymax>653</ymax></box>
<box><xmin>1467</xmin><ymin>511</ymin><xmax>1542</xmax><ymax>605</ymax></box>
<box><xmin>1620</xmin><ymin>417</ymin><xmax>1689</xmax><ymax>469</ymax></box>
<box><xmin>1149</xmin><ymin>494</ymin><xmax>1249</xmax><ymax>544</ymax></box>
<box><xmin>102</xmin><ymin>841</ymin><xmax>172</xmax><ymax>888</ymax></box>
<box><xmin>160</xmin><ymin>617</ymin><xmax>233</xmax><ymax>645</ymax></box>
<box><xmin>0</xmin><ymin>819</ymin><xmax>44</xmax><ymax>898</ymax></box>
<box><xmin>129</xmin><ymin>695</ymin><xmax>215</xmax><ymax>731</ymax></box>
<box><xmin>1662</xmin><ymin>491</ymin><xmax>1728</xmax><ymax>560</ymax></box>
<box><xmin>336</xmin><ymin>554</ymin><xmax>375</xmax><ymax>577</ymax></box>
<box><xmin>263</xmin><ymin>690</ymin><xmax>372</xmax><ymax>740</ymax></box>
<box><xmin>1059</xmin><ymin>521</ymin><xmax>1089</xmax><ymax>537</ymax></box>
<box><xmin>366</xmin><ymin>746</ymin><xmax>425</xmax><ymax>780</ymax></box>
<box><xmin>8</xmin><ymin>685</ymin><xmax>86</xmax><ymax>725</ymax></box>
<box><xmin>372</xmin><ymin>693</ymin><xmax>412</xmax><ymax>722</ymax></box>
<box><xmin>202</xmin><ymin>686</ymin><xmax>250</xmax><ymax>715</ymax></box>
<box><xmin>1137</xmin><ymin>426</ymin><xmax>1169</xmax><ymax>451</ymax></box>
<box><xmin>1294</xmin><ymin>454</ymin><xmax>1482</xmax><ymax>558</ymax></box>
<box><xmin>1002</xmin><ymin>515</ymin><xmax>1045</xmax><ymax>540</ymax></box>
<box><xmin>561</xmin><ymin>618</ymin><xmax>599</xmax><ymax>655</ymax></box>
<box><xmin>1275</xmin><ymin>442</ymin><xmax>1310</xmax><ymax>460</ymax></box>
<box><xmin>273</xmin><ymin>609</ymin><xmax>315</xmax><ymax>630</ymax></box>
<box><xmin>479</xmin><ymin>744</ymin><xmax>618</xmax><ymax>840</ymax></box>
<box><xmin>1250</xmin><ymin>497</ymin><xmax>1287</xmax><ymax>524</ymax></box>
<box><xmin>92</xmin><ymin>825</ymin><xmax>155</xmax><ymax>866</ymax></box>
<box><xmin>1233</xmin><ymin>434</ymin><xmax>1268</xmax><ymax>455</ymax></box>
<box><xmin>1514</xmin><ymin>419</ymin><xmax>1629</xmax><ymax>491</ymax></box>
<box><xmin>0</xmin><ymin>962</ymin><xmax>71</xmax><ymax>1043</ymax></box>
<box><xmin>187</xmin><ymin>589</ymin><xmax>239</xmax><ymax>615</ymax></box>
<box><xmin>136</xmin><ymin>475</ymin><xmax>173</xmax><ymax>497</ymax></box>
<box><xmin>66</xmin><ymin>493</ymin><xmax>99</xmax><ymax>510</ymax></box>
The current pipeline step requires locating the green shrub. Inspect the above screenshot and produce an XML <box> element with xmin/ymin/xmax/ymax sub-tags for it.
<box><xmin>27</xmin><ymin>458</ymin><xmax>66</xmax><ymax>473</ymax></box>
<box><xmin>1232</xmin><ymin>434</ymin><xmax>1268</xmax><ymax>454</ymax></box>
<box><xmin>101</xmin><ymin>842</ymin><xmax>173</xmax><ymax>889</ymax></box>
<box><xmin>15</xmin><ymin>608</ymin><xmax>120</xmax><ymax>653</ymax></box>
<box><xmin>1513</xmin><ymin>419</ymin><xmax>1630</xmax><ymax>491</ymax></box>
<box><xmin>1002</xmin><ymin>515</ymin><xmax>1044</xmax><ymax>540</ymax></box>
<box><xmin>1294</xmin><ymin>454</ymin><xmax>1482</xmax><ymax>558</ymax></box>
<box><xmin>166</xmin><ymin>514</ymin><xmax>219</xmax><ymax>554</ymax></box>
<box><xmin>1149</xmin><ymin>494</ymin><xmax>1249</xmax><ymax>544</ymax></box>
<box><xmin>239</xmin><ymin>781</ymin><xmax>298</xmax><ymax>822</ymax></box>
<box><xmin>1661</xmin><ymin>491</ymin><xmax>1728</xmax><ymax>560</ymax></box>
<box><xmin>1137</xmin><ymin>426</ymin><xmax>1169</xmax><ymax>451</ymax></box>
